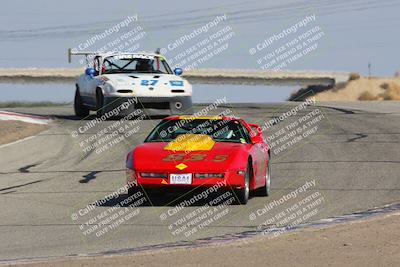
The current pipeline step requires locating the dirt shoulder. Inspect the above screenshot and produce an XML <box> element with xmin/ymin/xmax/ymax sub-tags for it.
<box><xmin>0</xmin><ymin>121</ymin><xmax>48</xmax><ymax>145</ymax></box>
<box><xmin>14</xmin><ymin>213</ymin><xmax>400</xmax><ymax>267</ymax></box>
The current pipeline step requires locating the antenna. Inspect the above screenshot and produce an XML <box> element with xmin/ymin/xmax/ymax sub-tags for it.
<box><xmin>368</xmin><ymin>62</ymin><xmax>371</xmax><ymax>79</ymax></box>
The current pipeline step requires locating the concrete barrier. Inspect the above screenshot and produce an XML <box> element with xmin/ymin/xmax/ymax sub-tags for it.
<box><xmin>0</xmin><ymin>68</ymin><xmax>350</xmax><ymax>86</ymax></box>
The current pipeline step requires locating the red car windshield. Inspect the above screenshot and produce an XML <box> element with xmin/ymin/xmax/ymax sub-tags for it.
<box><xmin>145</xmin><ymin>119</ymin><xmax>252</xmax><ymax>143</ymax></box>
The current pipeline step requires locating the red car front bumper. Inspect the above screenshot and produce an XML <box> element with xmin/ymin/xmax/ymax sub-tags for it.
<box><xmin>127</xmin><ymin>169</ymin><xmax>246</xmax><ymax>189</ymax></box>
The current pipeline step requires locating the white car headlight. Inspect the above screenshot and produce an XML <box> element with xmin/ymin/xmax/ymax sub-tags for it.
<box><xmin>104</xmin><ymin>83</ymin><xmax>115</xmax><ymax>93</ymax></box>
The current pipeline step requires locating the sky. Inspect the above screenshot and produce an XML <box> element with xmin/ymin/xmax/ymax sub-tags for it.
<box><xmin>0</xmin><ymin>0</ymin><xmax>399</xmax><ymax>102</ymax></box>
<box><xmin>0</xmin><ymin>0</ymin><xmax>399</xmax><ymax>75</ymax></box>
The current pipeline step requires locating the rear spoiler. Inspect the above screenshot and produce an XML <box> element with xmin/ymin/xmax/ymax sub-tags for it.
<box><xmin>67</xmin><ymin>48</ymin><xmax>98</xmax><ymax>63</ymax></box>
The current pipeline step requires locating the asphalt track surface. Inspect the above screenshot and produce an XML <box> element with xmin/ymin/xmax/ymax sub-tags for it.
<box><xmin>0</xmin><ymin>101</ymin><xmax>399</xmax><ymax>262</ymax></box>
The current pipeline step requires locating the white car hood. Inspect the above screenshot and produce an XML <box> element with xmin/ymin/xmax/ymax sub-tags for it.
<box><xmin>100</xmin><ymin>73</ymin><xmax>191</xmax><ymax>97</ymax></box>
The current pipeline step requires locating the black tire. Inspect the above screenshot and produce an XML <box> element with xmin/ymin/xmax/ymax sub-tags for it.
<box><xmin>74</xmin><ymin>88</ymin><xmax>89</xmax><ymax>118</ymax></box>
<box><xmin>96</xmin><ymin>89</ymin><xmax>105</xmax><ymax>118</ymax></box>
<box><xmin>128</xmin><ymin>186</ymin><xmax>139</xmax><ymax>196</ymax></box>
<box><xmin>235</xmin><ymin>163</ymin><xmax>251</xmax><ymax>205</ymax></box>
<box><xmin>258</xmin><ymin>161</ymin><xmax>271</xmax><ymax>197</ymax></box>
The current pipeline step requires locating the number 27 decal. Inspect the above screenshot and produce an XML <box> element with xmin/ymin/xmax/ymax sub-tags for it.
<box><xmin>141</xmin><ymin>80</ymin><xmax>158</xmax><ymax>86</ymax></box>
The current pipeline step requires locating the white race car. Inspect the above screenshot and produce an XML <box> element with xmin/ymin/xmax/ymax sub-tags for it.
<box><xmin>68</xmin><ymin>49</ymin><xmax>193</xmax><ymax>118</ymax></box>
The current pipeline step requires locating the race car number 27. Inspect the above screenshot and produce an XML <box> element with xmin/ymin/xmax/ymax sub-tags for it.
<box><xmin>141</xmin><ymin>80</ymin><xmax>158</xmax><ymax>86</ymax></box>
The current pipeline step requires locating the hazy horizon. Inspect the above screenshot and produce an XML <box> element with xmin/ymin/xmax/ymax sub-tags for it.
<box><xmin>0</xmin><ymin>0</ymin><xmax>399</xmax><ymax>76</ymax></box>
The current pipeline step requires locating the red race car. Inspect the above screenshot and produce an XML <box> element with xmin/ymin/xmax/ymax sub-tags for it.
<box><xmin>126</xmin><ymin>116</ymin><xmax>270</xmax><ymax>204</ymax></box>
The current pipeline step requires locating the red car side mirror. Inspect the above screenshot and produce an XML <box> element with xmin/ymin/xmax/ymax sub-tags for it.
<box><xmin>248</xmin><ymin>123</ymin><xmax>264</xmax><ymax>143</ymax></box>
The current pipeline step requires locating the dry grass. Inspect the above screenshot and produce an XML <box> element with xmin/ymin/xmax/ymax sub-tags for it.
<box><xmin>379</xmin><ymin>82</ymin><xmax>400</xmax><ymax>100</ymax></box>
<box><xmin>349</xmin><ymin>72</ymin><xmax>361</xmax><ymax>81</ymax></box>
<box><xmin>358</xmin><ymin>91</ymin><xmax>378</xmax><ymax>101</ymax></box>
<box><xmin>312</xmin><ymin>77</ymin><xmax>400</xmax><ymax>101</ymax></box>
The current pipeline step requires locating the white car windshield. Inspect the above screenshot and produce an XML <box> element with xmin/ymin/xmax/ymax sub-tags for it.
<box><xmin>101</xmin><ymin>55</ymin><xmax>173</xmax><ymax>74</ymax></box>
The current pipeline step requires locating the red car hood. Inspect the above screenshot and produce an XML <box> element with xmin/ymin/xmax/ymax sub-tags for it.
<box><xmin>132</xmin><ymin>142</ymin><xmax>249</xmax><ymax>172</ymax></box>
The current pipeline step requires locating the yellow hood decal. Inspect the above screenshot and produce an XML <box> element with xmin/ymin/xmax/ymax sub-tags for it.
<box><xmin>164</xmin><ymin>134</ymin><xmax>215</xmax><ymax>152</ymax></box>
